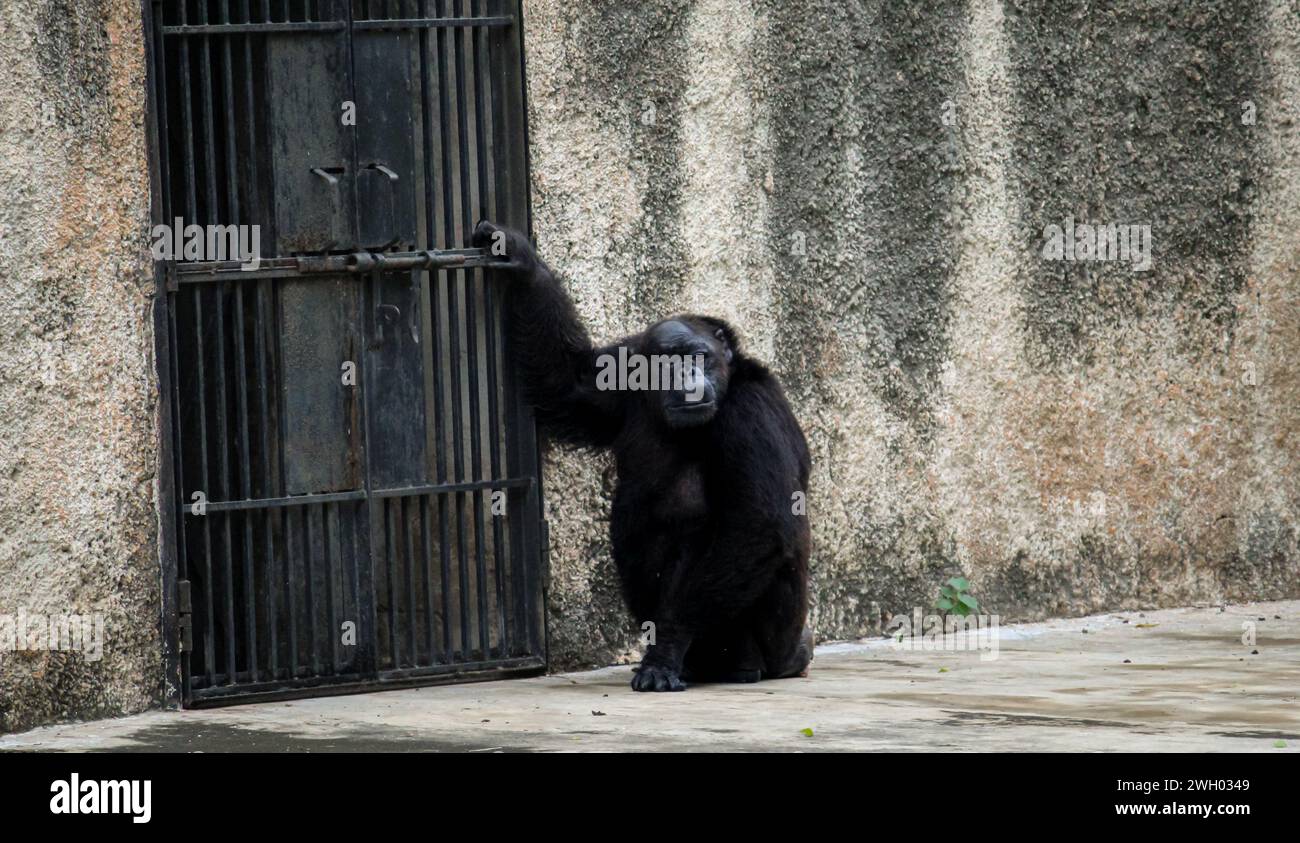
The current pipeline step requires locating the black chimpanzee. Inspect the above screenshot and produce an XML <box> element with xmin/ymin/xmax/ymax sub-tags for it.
<box><xmin>472</xmin><ymin>221</ymin><xmax>813</xmax><ymax>692</ymax></box>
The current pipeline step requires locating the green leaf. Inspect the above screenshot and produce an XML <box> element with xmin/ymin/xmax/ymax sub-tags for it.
<box><xmin>938</xmin><ymin>668</ymin><xmax>948</xmax><ymax>673</ymax></box>
<box><xmin>952</xmin><ymin>603</ymin><xmax>972</xmax><ymax>617</ymax></box>
<box><xmin>935</xmin><ymin>597</ymin><xmax>955</xmax><ymax>611</ymax></box>
<box><xmin>958</xmin><ymin>593</ymin><xmax>980</xmax><ymax>610</ymax></box>
<box><xmin>948</xmin><ymin>577</ymin><xmax>970</xmax><ymax>592</ymax></box>
<box><xmin>1274</xmin><ymin>740</ymin><xmax>1287</xmax><ymax>748</ymax></box>
<box><xmin>801</xmin><ymin>727</ymin><xmax>815</xmax><ymax>737</ymax></box>
<box><xmin>939</xmin><ymin>585</ymin><xmax>956</xmax><ymax>598</ymax></box>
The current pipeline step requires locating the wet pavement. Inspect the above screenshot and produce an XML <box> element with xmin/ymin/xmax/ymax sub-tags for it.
<box><xmin>2</xmin><ymin>601</ymin><xmax>1297</xmax><ymax>752</ymax></box>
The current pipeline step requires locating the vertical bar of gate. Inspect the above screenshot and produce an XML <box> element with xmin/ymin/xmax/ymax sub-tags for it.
<box><xmin>435</xmin><ymin>0</ymin><xmax>472</xmax><ymax>661</ymax></box>
<box><xmin>384</xmin><ymin>498</ymin><xmax>400</xmax><ymax>666</ymax></box>
<box><xmin>217</xmin><ymin>0</ymin><xmax>260</xmax><ymax>683</ymax></box>
<box><xmin>234</xmin><ymin>293</ymin><xmax>258</xmax><ymax>682</ymax></box>
<box><xmin>486</xmin><ymin>0</ymin><xmax>516</xmax><ymax>655</ymax></box>
<box><xmin>420</xmin><ymin>494</ymin><xmax>435</xmax><ymax>665</ymax></box>
<box><xmin>473</xmin><ymin>0</ymin><xmax>509</xmax><ymax>655</ymax></box>
<box><xmin>283</xmin><ymin>505</ymin><xmax>298</xmax><ymax>676</ymax></box>
<box><xmin>453</xmin><ymin>0</ymin><xmax>491</xmax><ymax>659</ymax></box>
<box><xmin>486</xmin><ymin>0</ymin><xmax>534</xmax><ymax>656</ymax></box>
<box><xmin>195</xmin><ymin>0</ymin><xmax>240</xmax><ymax>684</ymax></box>
<box><xmin>255</xmin><ymin>271</ymin><xmax>278</xmax><ymax>678</ymax></box>
<box><xmin>243</xmin><ymin>0</ymin><xmax>278</xmax><ymax>688</ymax></box>
<box><xmin>326</xmin><ymin>501</ymin><xmax>339</xmax><ymax>673</ymax></box>
<box><xmin>403</xmin><ymin>495</ymin><xmax>418</xmax><ymax>662</ymax></box>
<box><xmin>166</xmin><ymin>302</ymin><xmax>192</xmax><ymax>689</ymax></box>
<box><xmin>147</xmin><ymin>0</ymin><xmax>188</xmax><ymax>698</ymax></box>
<box><xmin>418</xmin><ymin>0</ymin><xmax>452</xmax><ymax>665</ymax></box>
<box><xmin>178</xmin><ymin>0</ymin><xmax>219</xmax><ymax>688</ymax></box>
<box><xmin>349</xmin><ymin>497</ymin><xmax>365</xmax><ymax>672</ymax></box>
<box><xmin>191</xmin><ymin>288</ymin><xmax>220</xmax><ymax>683</ymax></box>
<box><xmin>213</xmin><ymin>306</ymin><xmax>237</xmax><ymax>682</ymax></box>
<box><xmin>305</xmin><ymin>504</ymin><xmax>319</xmax><ymax>676</ymax></box>
<box><xmin>341</xmin><ymin>0</ymin><xmax>381</xmax><ymax>682</ymax></box>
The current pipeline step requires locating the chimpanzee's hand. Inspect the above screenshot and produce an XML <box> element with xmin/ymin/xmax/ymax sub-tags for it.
<box><xmin>471</xmin><ymin>220</ymin><xmax>538</xmax><ymax>274</ymax></box>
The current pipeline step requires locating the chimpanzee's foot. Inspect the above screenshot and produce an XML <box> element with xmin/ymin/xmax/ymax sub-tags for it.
<box><xmin>631</xmin><ymin>664</ymin><xmax>686</xmax><ymax>692</ymax></box>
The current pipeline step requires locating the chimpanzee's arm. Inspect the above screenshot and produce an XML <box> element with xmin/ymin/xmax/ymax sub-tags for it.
<box><xmin>472</xmin><ymin>221</ymin><xmax>624</xmax><ymax>448</ymax></box>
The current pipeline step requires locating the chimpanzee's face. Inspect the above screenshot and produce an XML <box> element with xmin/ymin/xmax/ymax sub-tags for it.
<box><xmin>645</xmin><ymin>318</ymin><xmax>733</xmax><ymax>429</ymax></box>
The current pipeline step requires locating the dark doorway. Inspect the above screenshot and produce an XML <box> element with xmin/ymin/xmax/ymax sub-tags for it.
<box><xmin>143</xmin><ymin>0</ymin><xmax>546</xmax><ymax>707</ymax></box>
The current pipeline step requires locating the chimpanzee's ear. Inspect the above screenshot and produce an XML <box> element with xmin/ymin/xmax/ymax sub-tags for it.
<box><xmin>715</xmin><ymin>328</ymin><xmax>734</xmax><ymax>363</ymax></box>
<box><xmin>696</xmin><ymin>316</ymin><xmax>738</xmax><ymax>364</ymax></box>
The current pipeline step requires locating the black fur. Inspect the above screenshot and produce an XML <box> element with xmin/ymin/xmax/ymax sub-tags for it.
<box><xmin>473</xmin><ymin>221</ymin><xmax>813</xmax><ymax>692</ymax></box>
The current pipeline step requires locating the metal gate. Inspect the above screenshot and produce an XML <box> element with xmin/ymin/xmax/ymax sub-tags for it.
<box><xmin>143</xmin><ymin>0</ymin><xmax>546</xmax><ymax>706</ymax></box>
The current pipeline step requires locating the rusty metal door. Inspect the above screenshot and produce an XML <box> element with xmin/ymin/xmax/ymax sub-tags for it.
<box><xmin>144</xmin><ymin>0</ymin><xmax>546</xmax><ymax>706</ymax></box>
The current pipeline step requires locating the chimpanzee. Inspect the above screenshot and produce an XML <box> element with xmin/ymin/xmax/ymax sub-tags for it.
<box><xmin>473</xmin><ymin>221</ymin><xmax>813</xmax><ymax>691</ymax></box>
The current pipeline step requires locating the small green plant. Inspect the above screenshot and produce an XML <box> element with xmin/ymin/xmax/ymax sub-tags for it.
<box><xmin>935</xmin><ymin>577</ymin><xmax>979</xmax><ymax>617</ymax></box>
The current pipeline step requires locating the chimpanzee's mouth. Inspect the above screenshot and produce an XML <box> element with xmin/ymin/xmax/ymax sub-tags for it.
<box><xmin>665</xmin><ymin>400</ymin><xmax>717</xmax><ymax>426</ymax></box>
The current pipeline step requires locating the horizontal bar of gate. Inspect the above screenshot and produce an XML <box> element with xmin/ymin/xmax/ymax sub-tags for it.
<box><xmin>170</xmin><ymin>248</ymin><xmax>509</xmax><ymax>285</ymax></box>
<box><xmin>353</xmin><ymin>16</ymin><xmax>515</xmax><ymax>31</ymax></box>
<box><xmin>191</xmin><ymin>476</ymin><xmax>534</xmax><ymax>514</ymax></box>
<box><xmin>161</xmin><ymin>18</ymin><xmax>514</xmax><ymax>39</ymax></box>
<box><xmin>163</xmin><ymin>22</ymin><xmax>347</xmax><ymax>36</ymax></box>
<box><xmin>187</xmin><ymin>656</ymin><xmax>545</xmax><ymax>708</ymax></box>
<box><xmin>372</xmin><ymin>476</ymin><xmax>533</xmax><ymax>499</ymax></box>
<box><xmin>198</xmin><ymin>490</ymin><xmax>368</xmax><ymax>514</ymax></box>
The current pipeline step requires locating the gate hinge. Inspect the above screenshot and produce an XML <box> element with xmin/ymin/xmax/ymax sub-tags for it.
<box><xmin>177</xmin><ymin>579</ymin><xmax>193</xmax><ymax>653</ymax></box>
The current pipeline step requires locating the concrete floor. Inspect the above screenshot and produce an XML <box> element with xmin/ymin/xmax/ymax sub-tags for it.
<box><xmin>3</xmin><ymin>601</ymin><xmax>1298</xmax><ymax>752</ymax></box>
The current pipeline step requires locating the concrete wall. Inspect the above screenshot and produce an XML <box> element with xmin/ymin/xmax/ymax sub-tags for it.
<box><xmin>0</xmin><ymin>0</ymin><xmax>161</xmax><ymax>731</ymax></box>
<box><xmin>522</xmin><ymin>0</ymin><xmax>1300</xmax><ymax>668</ymax></box>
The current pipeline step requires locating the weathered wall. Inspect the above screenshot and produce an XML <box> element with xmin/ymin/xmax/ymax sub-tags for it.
<box><xmin>0</xmin><ymin>0</ymin><xmax>160</xmax><ymax>731</ymax></box>
<box><xmin>522</xmin><ymin>0</ymin><xmax>1300</xmax><ymax>668</ymax></box>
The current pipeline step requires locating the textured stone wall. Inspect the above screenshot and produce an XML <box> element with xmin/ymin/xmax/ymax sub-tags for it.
<box><xmin>0</xmin><ymin>0</ymin><xmax>160</xmax><ymax>731</ymax></box>
<box><xmin>521</xmin><ymin>0</ymin><xmax>1300</xmax><ymax>669</ymax></box>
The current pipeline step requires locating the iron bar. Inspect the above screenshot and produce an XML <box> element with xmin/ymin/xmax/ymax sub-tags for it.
<box><xmin>353</xmin><ymin>16</ymin><xmax>512</xmax><ymax>29</ymax></box>
<box><xmin>403</xmin><ymin>496</ymin><xmax>418</xmax><ymax>664</ymax></box>
<box><xmin>173</xmin><ymin>248</ymin><xmax>503</xmax><ymax>283</ymax></box>
<box><xmin>384</xmin><ymin>498</ymin><xmax>400</xmax><ymax>667</ymax></box>
<box><xmin>325</xmin><ymin>501</ymin><xmax>339</xmax><ymax>673</ymax></box>
<box><xmin>284</xmin><ymin>505</ymin><xmax>298</xmax><ymax>677</ymax></box>
<box><xmin>474</xmin><ymin>0</ymin><xmax>508</xmax><ymax>654</ymax></box>
<box><xmin>304</xmin><ymin>503</ymin><xmax>319</xmax><ymax>676</ymax></box>
<box><xmin>453</xmin><ymin>0</ymin><xmax>491</xmax><ymax>659</ymax></box>
<box><xmin>435</xmin><ymin>0</ymin><xmax>473</xmax><ymax>661</ymax></box>
<box><xmin>420</xmin><ymin>0</ymin><xmax>454</xmax><ymax>666</ymax></box>
<box><xmin>163</xmin><ymin>22</ymin><xmax>346</xmax><ymax>35</ymax></box>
